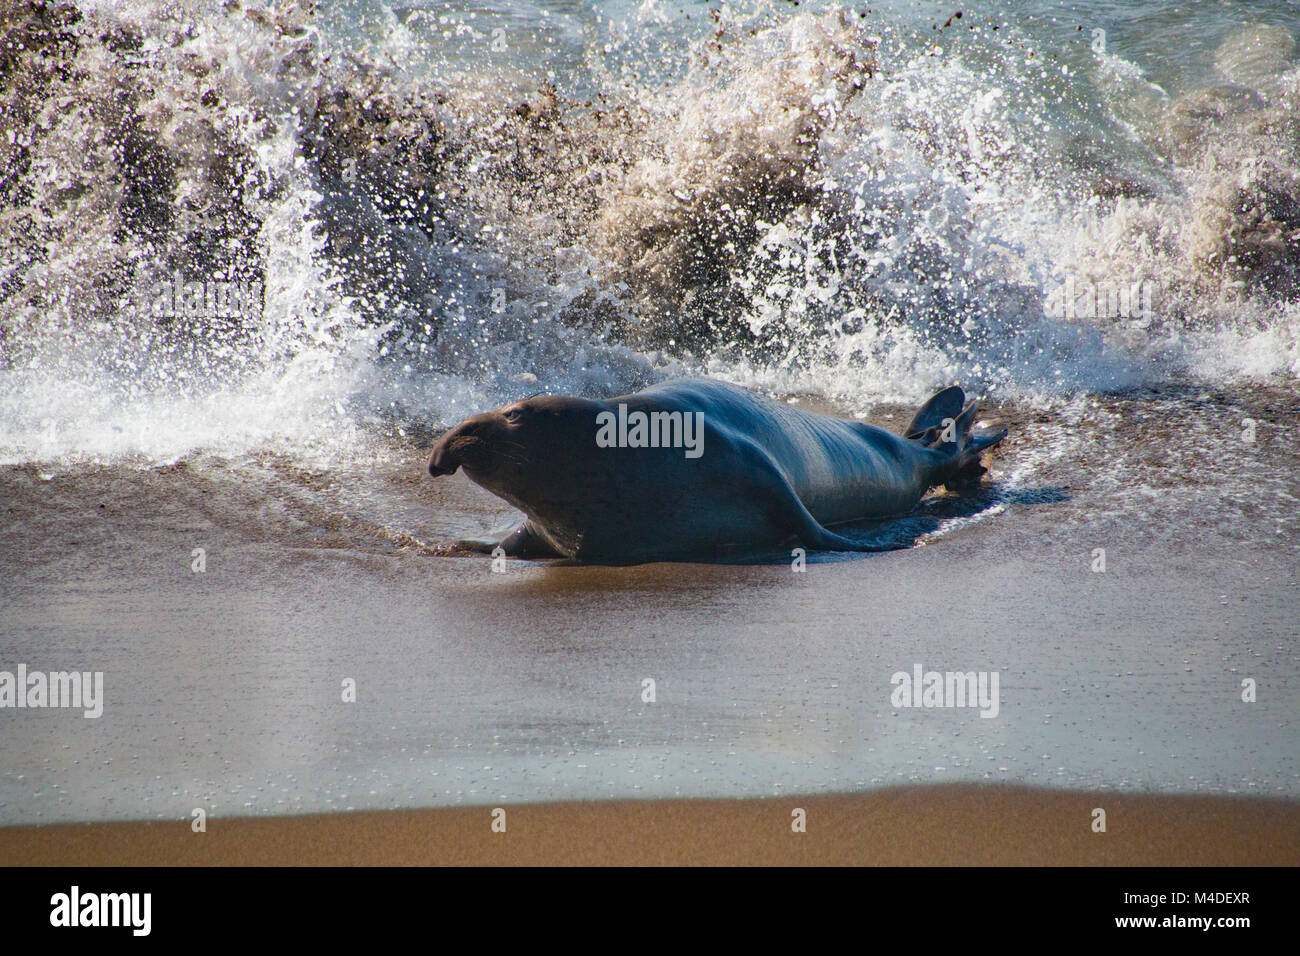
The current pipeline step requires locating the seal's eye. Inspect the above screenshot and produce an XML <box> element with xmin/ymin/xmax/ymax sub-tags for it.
<box><xmin>503</xmin><ymin>406</ymin><xmax>525</xmax><ymax>423</ymax></box>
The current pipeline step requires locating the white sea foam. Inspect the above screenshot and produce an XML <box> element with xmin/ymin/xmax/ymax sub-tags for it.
<box><xmin>0</xmin><ymin>0</ymin><xmax>1295</xmax><ymax>469</ymax></box>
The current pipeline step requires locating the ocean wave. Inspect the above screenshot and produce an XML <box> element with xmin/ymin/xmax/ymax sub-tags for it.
<box><xmin>0</xmin><ymin>0</ymin><xmax>1297</xmax><ymax>464</ymax></box>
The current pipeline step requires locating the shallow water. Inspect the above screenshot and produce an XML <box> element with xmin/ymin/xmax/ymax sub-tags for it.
<box><xmin>2</xmin><ymin>385</ymin><xmax>1296</xmax><ymax>823</ymax></box>
<box><xmin>1</xmin><ymin>0</ymin><xmax>1298</xmax><ymax>823</ymax></box>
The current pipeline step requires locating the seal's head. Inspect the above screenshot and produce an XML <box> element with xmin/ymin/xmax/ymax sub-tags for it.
<box><xmin>427</xmin><ymin>395</ymin><xmax>603</xmax><ymax>514</ymax></box>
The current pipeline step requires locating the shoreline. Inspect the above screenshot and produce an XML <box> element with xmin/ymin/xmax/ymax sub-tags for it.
<box><xmin>3</xmin><ymin>785</ymin><xmax>1298</xmax><ymax>866</ymax></box>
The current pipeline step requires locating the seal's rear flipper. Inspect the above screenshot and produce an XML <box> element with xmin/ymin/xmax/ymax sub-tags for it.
<box><xmin>943</xmin><ymin>422</ymin><xmax>1009</xmax><ymax>490</ymax></box>
<box><xmin>904</xmin><ymin>385</ymin><xmax>966</xmax><ymax>439</ymax></box>
<box><xmin>905</xmin><ymin>387</ymin><xmax>1008</xmax><ymax>491</ymax></box>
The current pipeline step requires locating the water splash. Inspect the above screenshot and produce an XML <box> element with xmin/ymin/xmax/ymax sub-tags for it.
<box><xmin>0</xmin><ymin>0</ymin><xmax>1297</xmax><ymax>468</ymax></box>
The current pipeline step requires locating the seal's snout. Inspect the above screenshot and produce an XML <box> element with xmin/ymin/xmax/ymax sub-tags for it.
<box><xmin>428</xmin><ymin>425</ymin><xmax>465</xmax><ymax>476</ymax></box>
<box><xmin>428</xmin><ymin>415</ymin><xmax>492</xmax><ymax>476</ymax></box>
<box><xmin>428</xmin><ymin>442</ymin><xmax>459</xmax><ymax>476</ymax></box>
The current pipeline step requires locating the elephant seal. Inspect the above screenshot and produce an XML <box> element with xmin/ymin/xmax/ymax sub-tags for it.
<box><xmin>427</xmin><ymin>379</ymin><xmax>1006</xmax><ymax>563</ymax></box>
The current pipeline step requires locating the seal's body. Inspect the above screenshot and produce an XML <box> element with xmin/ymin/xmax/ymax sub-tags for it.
<box><xmin>428</xmin><ymin>379</ymin><xmax>1006</xmax><ymax>563</ymax></box>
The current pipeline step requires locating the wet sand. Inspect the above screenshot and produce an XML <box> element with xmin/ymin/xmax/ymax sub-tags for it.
<box><xmin>1</xmin><ymin>390</ymin><xmax>1297</xmax><ymax>851</ymax></box>
<box><xmin>2</xmin><ymin>0</ymin><xmax>1298</xmax><ymax>871</ymax></box>
<box><xmin>3</xmin><ymin>785</ymin><xmax>1297</xmax><ymax>865</ymax></box>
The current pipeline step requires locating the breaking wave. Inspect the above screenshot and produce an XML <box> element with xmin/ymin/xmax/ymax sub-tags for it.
<box><xmin>0</xmin><ymin>0</ymin><xmax>1297</xmax><ymax>464</ymax></box>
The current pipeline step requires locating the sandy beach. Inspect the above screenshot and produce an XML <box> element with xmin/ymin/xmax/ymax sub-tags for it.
<box><xmin>4</xmin><ymin>785</ymin><xmax>1298</xmax><ymax>866</ymax></box>
<box><xmin>1</xmin><ymin>0</ymin><xmax>1298</xmax><ymax>870</ymax></box>
<box><xmin>2</xmin><ymin>418</ymin><xmax>1297</xmax><ymax>846</ymax></box>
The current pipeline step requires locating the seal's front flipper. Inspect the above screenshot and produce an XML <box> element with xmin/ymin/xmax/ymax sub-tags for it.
<box><xmin>440</xmin><ymin>536</ymin><xmax>499</xmax><ymax>555</ymax></box>
<box><xmin>446</xmin><ymin>521</ymin><xmax>565</xmax><ymax>558</ymax></box>
<box><xmin>495</xmin><ymin>522</ymin><xmax>566</xmax><ymax>558</ymax></box>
